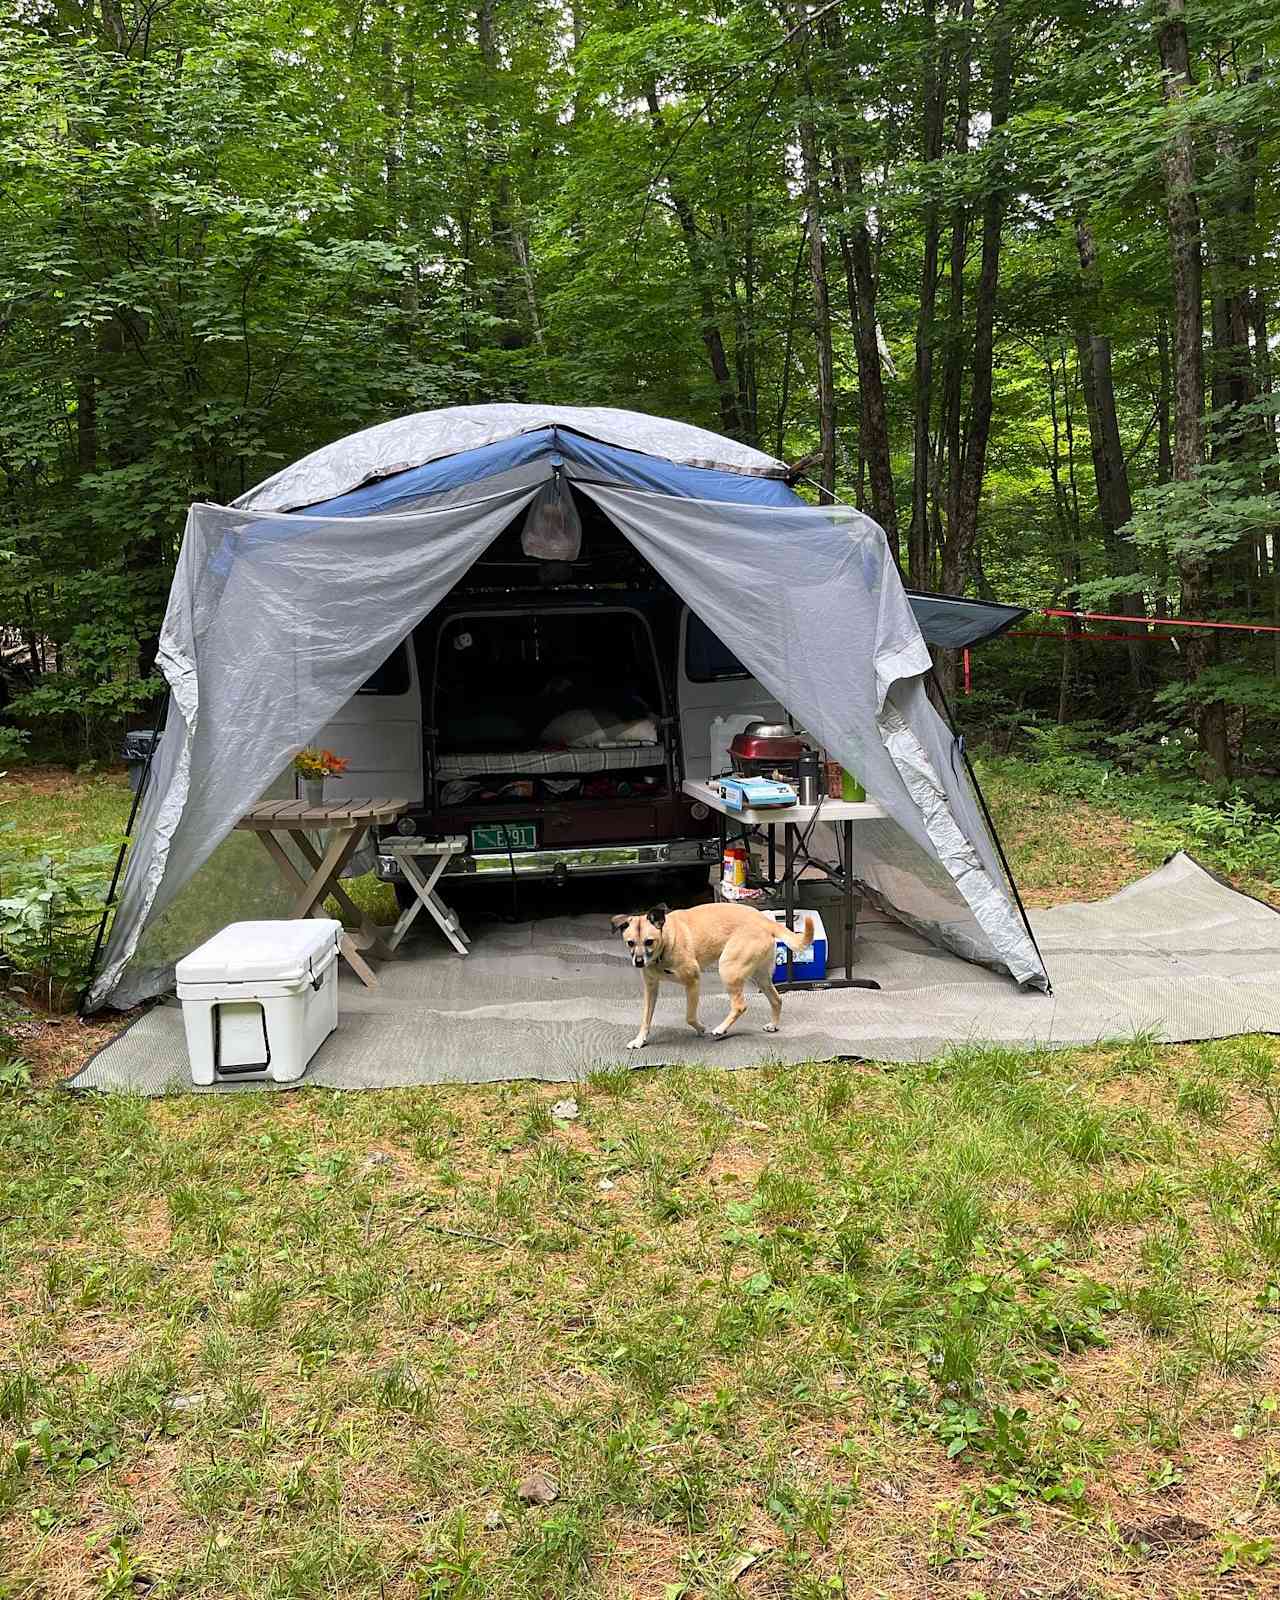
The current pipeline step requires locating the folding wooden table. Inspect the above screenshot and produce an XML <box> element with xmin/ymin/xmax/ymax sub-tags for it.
<box><xmin>235</xmin><ymin>797</ymin><xmax>408</xmax><ymax>988</ymax></box>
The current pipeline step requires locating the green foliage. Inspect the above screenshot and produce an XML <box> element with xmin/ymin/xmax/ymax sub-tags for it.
<box><xmin>986</xmin><ymin>734</ymin><xmax>1280</xmax><ymax>891</ymax></box>
<box><xmin>0</xmin><ymin>0</ymin><xmax>1275</xmax><ymax>769</ymax></box>
<box><xmin>1178</xmin><ymin>798</ymin><xmax>1280</xmax><ymax>878</ymax></box>
<box><xmin>0</xmin><ymin>827</ymin><xmax>119</xmax><ymax>1001</ymax></box>
<box><xmin>0</xmin><ymin>728</ymin><xmax>29</xmax><ymax>766</ymax></box>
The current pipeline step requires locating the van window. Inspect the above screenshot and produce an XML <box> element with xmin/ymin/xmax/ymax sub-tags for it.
<box><xmin>358</xmin><ymin>642</ymin><xmax>411</xmax><ymax>696</ymax></box>
<box><xmin>434</xmin><ymin>610</ymin><xmax>662</xmax><ymax>751</ymax></box>
<box><xmin>684</xmin><ymin>611</ymin><xmax>748</xmax><ymax>682</ymax></box>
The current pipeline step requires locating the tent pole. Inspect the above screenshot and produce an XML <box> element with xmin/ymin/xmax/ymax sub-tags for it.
<box><xmin>927</xmin><ymin>668</ymin><xmax>1052</xmax><ymax>994</ymax></box>
<box><xmin>77</xmin><ymin>691</ymin><xmax>171</xmax><ymax>1016</ymax></box>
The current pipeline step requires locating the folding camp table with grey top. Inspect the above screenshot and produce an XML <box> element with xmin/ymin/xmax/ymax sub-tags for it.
<box><xmin>683</xmin><ymin>779</ymin><xmax>884</xmax><ymax>990</ymax></box>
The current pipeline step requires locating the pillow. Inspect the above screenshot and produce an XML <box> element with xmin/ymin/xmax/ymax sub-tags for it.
<box><xmin>541</xmin><ymin>708</ymin><xmax>658</xmax><ymax>748</ymax></box>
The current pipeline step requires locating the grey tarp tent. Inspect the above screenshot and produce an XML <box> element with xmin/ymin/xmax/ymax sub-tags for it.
<box><xmin>85</xmin><ymin>405</ymin><xmax>1048</xmax><ymax>1010</ymax></box>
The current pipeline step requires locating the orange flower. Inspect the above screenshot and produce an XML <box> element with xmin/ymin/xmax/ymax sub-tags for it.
<box><xmin>293</xmin><ymin>746</ymin><xmax>349</xmax><ymax>778</ymax></box>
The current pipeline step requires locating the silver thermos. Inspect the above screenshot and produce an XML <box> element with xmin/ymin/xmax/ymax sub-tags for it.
<box><xmin>798</xmin><ymin>749</ymin><xmax>821</xmax><ymax>806</ymax></box>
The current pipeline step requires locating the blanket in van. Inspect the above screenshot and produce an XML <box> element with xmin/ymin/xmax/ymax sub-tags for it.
<box><xmin>435</xmin><ymin>744</ymin><xmax>662</xmax><ymax>778</ymax></box>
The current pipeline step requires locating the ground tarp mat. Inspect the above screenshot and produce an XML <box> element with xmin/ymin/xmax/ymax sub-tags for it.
<box><xmin>69</xmin><ymin>855</ymin><xmax>1280</xmax><ymax>1094</ymax></box>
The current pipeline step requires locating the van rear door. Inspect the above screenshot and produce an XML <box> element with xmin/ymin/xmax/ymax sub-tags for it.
<box><xmin>677</xmin><ymin>608</ymin><xmax>785</xmax><ymax>781</ymax></box>
<box><xmin>303</xmin><ymin>640</ymin><xmax>423</xmax><ymax>804</ymax></box>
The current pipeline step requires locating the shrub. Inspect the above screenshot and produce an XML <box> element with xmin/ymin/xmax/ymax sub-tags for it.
<box><xmin>0</xmin><ymin>826</ymin><xmax>119</xmax><ymax>1005</ymax></box>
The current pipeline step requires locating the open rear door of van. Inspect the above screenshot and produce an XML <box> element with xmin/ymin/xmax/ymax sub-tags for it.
<box><xmin>677</xmin><ymin>608</ymin><xmax>785</xmax><ymax>782</ymax></box>
<box><xmin>303</xmin><ymin>640</ymin><xmax>424</xmax><ymax>805</ymax></box>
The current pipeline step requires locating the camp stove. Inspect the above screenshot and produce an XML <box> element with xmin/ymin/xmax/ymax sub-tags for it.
<box><xmin>729</xmin><ymin>722</ymin><xmax>808</xmax><ymax>784</ymax></box>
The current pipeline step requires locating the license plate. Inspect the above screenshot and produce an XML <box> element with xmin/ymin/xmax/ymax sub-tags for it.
<box><xmin>471</xmin><ymin>823</ymin><xmax>538</xmax><ymax>852</ymax></box>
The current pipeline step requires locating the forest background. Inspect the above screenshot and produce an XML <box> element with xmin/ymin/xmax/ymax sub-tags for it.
<box><xmin>1</xmin><ymin>0</ymin><xmax>1277</xmax><ymax>803</ymax></box>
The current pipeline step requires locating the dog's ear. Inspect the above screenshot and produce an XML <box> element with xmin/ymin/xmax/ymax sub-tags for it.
<box><xmin>610</xmin><ymin>913</ymin><xmax>632</xmax><ymax>931</ymax></box>
<box><xmin>647</xmin><ymin>903</ymin><xmax>668</xmax><ymax>928</ymax></box>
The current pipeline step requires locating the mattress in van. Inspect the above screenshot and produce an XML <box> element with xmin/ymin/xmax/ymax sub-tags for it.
<box><xmin>435</xmin><ymin>744</ymin><xmax>663</xmax><ymax>777</ymax></box>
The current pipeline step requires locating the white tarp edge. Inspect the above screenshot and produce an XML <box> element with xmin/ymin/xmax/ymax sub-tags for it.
<box><xmin>235</xmin><ymin>403</ymin><xmax>788</xmax><ymax>512</ymax></box>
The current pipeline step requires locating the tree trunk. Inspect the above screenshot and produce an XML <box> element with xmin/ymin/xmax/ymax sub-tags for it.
<box><xmin>822</xmin><ymin>10</ymin><xmax>898</xmax><ymax>554</ymax></box>
<box><xmin>477</xmin><ymin>0</ymin><xmax>535</xmax><ymax>353</ymax></box>
<box><xmin>908</xmin><ymin>0</ymin><xmax>947</xmax><ymax>588</ymax></box>
<box><xmin>733</xmin><ymin>209</ymin><xmax>760</xmax><ymax>447</ymax></box>
<box><xmin>831</xmin><ymin>153</ymin><xmax>898</xmax><ymax>553</ymax></box>
<box><xmin>1157</xmin><ymin>0</ymin><xmax>1229</xmax><ymax>780</ymax></box>
<box><xmin>1152</xmin><ymin>313</ymin><xmax>1173</xmax><ymax>618</ymax></box>
<box><xmin>645</xmin><ymin>86</ymin><xmax>742</xmax><ymax>439</ymax></box>
<box><xmin>1073</xmin><ymin>219</ymin><xmax>1147</xmax><ymax>684</ymax></box>
<box><xmin>790</xmin><ymin>18</ymin><xmax>836</xmax><ymax>502</ymax></box>
<box><xmin>942</xmin><ymin>0</ymin><xmax>974</xmax><ymax>544</ymax></box>
<box><xmin>946</xmin><ymin>5</ymin><xmax>1012</xmax><ymax>599</ymax></box>
<box><xmin>402</xmin><ymin>71</ymin><xmax>421</xmax><ymax>321</ymax></box>
<box><xmin>775</xmin><ymin>235</ymin><xmax>807</xmax><ymax>459</ymax></box>
<box><xmin>1251</xmin><ymin>274</ymin><xmax>1280</xmax><ymax>673</ymax></box>
<box><xmin>797</xmin><ymin>175</ymin><xmax>836</xmax><ymax>498</ymax></box>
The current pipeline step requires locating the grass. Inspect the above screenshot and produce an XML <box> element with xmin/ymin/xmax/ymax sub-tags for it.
<box><xmin>976</xmin><ymin>752</ymin><xmax>1280</xmax><ymax>909</ymax></box>
<box><xmin>2</xmin><ymin>764</ymin><xmax>1279</xmax><ymax>1593</ymax></box>
<box><xmin>0</xmin><ymin>765</ymin><xmax>132</xmax><ymax>854</ymax></box>
<box><xmin>976</xmin><ymin>758</ymin><xmax>1149</xmax><ymax>906</ymax></box>
<box><xmin>0</xmin><ymin>767</ymin><xmax>396</xmax><ymax>1010</ymax></box>
<box><xmin>3</xmin><ymin>1039</ymin><xmax>1280</xmax><ymax>1596</ymax></box>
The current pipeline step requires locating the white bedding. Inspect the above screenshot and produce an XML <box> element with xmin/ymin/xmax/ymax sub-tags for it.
<box><xmin>435</xmin><ymin>745</ymin><xmax>663</xmax><ymax>778</ymax></box>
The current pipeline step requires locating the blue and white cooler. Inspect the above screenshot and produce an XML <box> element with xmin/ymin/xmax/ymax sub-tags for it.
<box><xmin>765</xmin><ymin>910</ymin><xmax>828</xmax><ymax>983</ymax></box>
<box><xmin>175</xmin><ymin>920</ymin><xmax>342</xmax><ymax>1085</ymax></box>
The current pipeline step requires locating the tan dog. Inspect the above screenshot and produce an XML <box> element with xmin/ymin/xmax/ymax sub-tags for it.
<box><xmin>611</xmin><ymin>902</ymin><xmax>813</xmax><ymax>1049</ymax></box>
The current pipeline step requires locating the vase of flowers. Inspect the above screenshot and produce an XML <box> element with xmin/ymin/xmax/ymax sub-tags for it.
<box><xmin>293</xmin><ymin>747</ymin><xmax>349</xmax><ymax>807</ymax></box>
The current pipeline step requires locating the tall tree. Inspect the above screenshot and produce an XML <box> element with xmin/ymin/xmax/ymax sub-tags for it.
<box><xmin>907</xmin><ymin>0</ymin><xmax>948</xmax><ymax>588</ymax></box>
<box><xmin>1156</xmin><ymin>0</ymin><xmax>1230</xmax><ymax>779</ymax></box>
<box><xmin>942</xmin><ymin>2</ymin><xmax>1012</xmax><ymax>607</ymax></box>
<box><xmin>1073</xmin><ymin>218</ymin><xmax>1148</xmax><ymax>684</ymax></box>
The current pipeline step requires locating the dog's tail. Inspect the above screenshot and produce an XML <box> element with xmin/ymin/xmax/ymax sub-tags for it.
<box><xmin>775</xmin><ymin>914</ymin><xmax>814</xmax><ymax>954</ymax></box>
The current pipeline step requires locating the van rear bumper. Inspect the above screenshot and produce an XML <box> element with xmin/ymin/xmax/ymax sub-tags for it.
<box><xmin>376</xmin><ymin>836</ymin><xmax>720</xmax><ymax>881</ymax></box>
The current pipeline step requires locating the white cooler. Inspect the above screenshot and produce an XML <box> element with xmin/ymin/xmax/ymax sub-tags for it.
<box><xmin>175</xmin><ymin>920</ymin><xmax>341</xmax><ymax>1085</ymax></box>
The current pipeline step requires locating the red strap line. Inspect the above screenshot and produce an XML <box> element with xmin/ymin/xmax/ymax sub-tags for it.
<box><xmin>1010</xmin><ymin>629</ymin><xmax>1159</xmax><ymax>641</ymax></box>
<box><xmin>1041</xmin><ymin>607</ymin><xmax>1280</xmax><ymax>635</ymax></box>
<box><xmin>961</xmin><ymin>607</ymin><xmax>1280</xmax><ymax>694</ymax></box>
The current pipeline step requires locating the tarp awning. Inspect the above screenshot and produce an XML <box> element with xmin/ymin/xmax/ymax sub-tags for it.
<box><xmin>902</xmin><ymin>590</ymin><xmax>1029</xmax><ymax>648</ymax></box>
<box><xmin>87</xmin><ymin>462</ymin><xmax>1049</xmax><ymax>1010</ymax></box>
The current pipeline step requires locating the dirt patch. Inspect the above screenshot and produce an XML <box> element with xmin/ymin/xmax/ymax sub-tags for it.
<box><xmin>4</xmin><ymin>762</ymin><xmax>129</xmax><ymax>796</ymax></box>
<box><xmin>9</xmin><ymin>1002</ymin><xmax>140</xmax><ymax>1088</ymax></box>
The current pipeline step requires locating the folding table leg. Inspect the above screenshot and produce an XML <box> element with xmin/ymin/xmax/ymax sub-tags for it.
<box><xmin>783</xmin><ymin>823</ymin><xmax>795</xmax><ymax>983</ymax></box>
<box><xmin>255</xmin><ymin>830</ymin><xmax>312</xmax><ymax>901</ymax></box>
<box><xmin>399</xmin><ymin>852</ymin><xmax>469</xmax><ymax>957</ymax></box>
<box><xmin>281</xmin><ymin>827</ymin><xmax>367</xmax><ymax>919</ymax></box>
<box><xmin>290</xmin><ymin>827</ymin><xmax>391</xmax><ymax>959</ymax></box>
<box><xmin>254</xmin><ymin>829</ymin><xmax>381</xmax><ymax>989</ymax></box>
<box><xmin>383</xmin><ymin>875</ymin><xmax>428</xmax><ymax>951</ymax></box>
<box><xmin>382</xmin><ymin>850</ymin><xmax>447</xmax><ymax>951</ymax></box>
<box><xmin>843</xmin><ymin>819</ymin><xmax>855</xmax><ymax>981</ymax></box>
<box><xmin>336</xmin><ymin>934</ymin><xmax>379</xmax><ymax>988</ymax></box>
